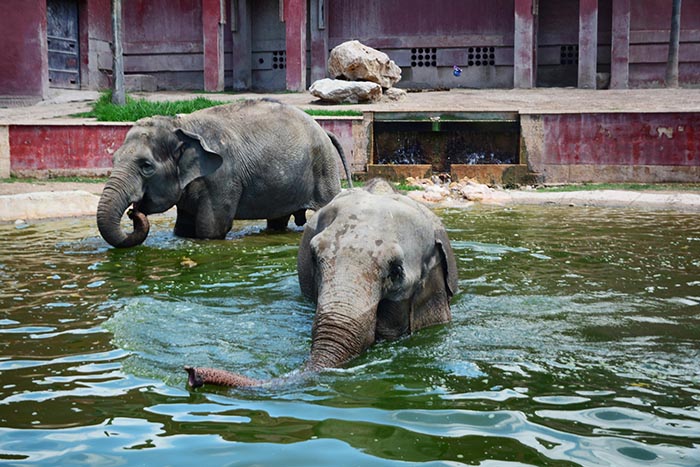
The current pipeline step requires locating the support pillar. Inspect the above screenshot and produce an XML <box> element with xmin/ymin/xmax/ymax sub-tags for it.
<box><xmin>514</xmin><ymin>0</ymin><xmax>537</xmax><ymax>88</ymax></box>
<box><xmin>578</xmin><ymin>0</ymin><xmax>598</xmax><ymax>89</ymax></box>
<box><xmin>284</xmin><ymin>0</ymin><xmax>307</xmax><ymax>91</ymax></box>
<box><xmin>310</xmin><ymin>0</ymin><xmax>329</xmax><ymax>84</ymax></box>
<box><xmin>202</xmin><ymin>0</ymin><xmax>224</xmax><ymax>91</ymax></box>
<box><xmin>230</xmin><ymin>0</ymin><xmax>251</xmax><ymax>90</ymax></box>
<box><xmin>610</xmin><ymin>0</ymin><xmax>630</xmax><ymax>89</ymax></box>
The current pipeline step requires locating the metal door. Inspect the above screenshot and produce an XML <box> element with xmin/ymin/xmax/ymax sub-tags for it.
<box><xmin>250</xmin><ymin>0</ymin><xmax>286</xmax><ymax>91</ymax></box>
<box><xmin>47</xmin><ymin>0</ymin><xmax>80</xmax><ymax>89</ymax></box>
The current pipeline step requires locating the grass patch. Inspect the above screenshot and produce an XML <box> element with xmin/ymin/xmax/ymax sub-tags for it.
<box><xmin>304</xmin><ymin>109</ymin><xmax>362</xmax><ymax>117</ymax></box>
<box><xmin>536</xmin><ymin>183</ymin><xmax>700</xmax><ymax>192</ymax></box>
<box><xmin>75</xmin><ymin>91</ymin><xmax>361</xmax><ymax>121</ymax></box>
<box><xmin>75</xmin><ymin>91</ymin><xmax>229</xmax><ymax>122</ymax></box>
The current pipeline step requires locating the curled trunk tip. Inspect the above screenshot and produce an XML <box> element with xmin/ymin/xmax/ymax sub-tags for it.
<box><xmin>96</xmin><ymin>185</ymin><xmax>150</xmax><ymax>248</ymax></box>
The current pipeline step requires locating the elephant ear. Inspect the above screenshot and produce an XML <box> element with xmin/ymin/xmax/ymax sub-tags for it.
<box><xmin>434</xmin><ymin>226</ymin><xmax>459</xmax><ymax>298</ymax></box>
<box><xmin>174</xmin><ymin>128</ymin><xmax>223</xmax><ymax>188</ymax></box>
<box><xmin>407</xmin><ymin>224</ymin><xmax>459</xmax><ymax>333</ymax></box>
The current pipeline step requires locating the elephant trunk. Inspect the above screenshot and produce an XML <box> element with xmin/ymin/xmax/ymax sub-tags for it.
<box><xmin>96</xmin><ymin>172</ymin><xmax>150</xmax><ymax>248</ymax></box>
<box><xmin>184</xmin><ymin>266</ymin><xmax>381</xmax><ymax>388</ymax></box>
<box><xmin>306</xmin><ymin>283</ymin><xmax>380</xmax><ymax>371</ymax></box>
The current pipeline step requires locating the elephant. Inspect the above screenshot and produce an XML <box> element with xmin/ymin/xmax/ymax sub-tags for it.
<box><xmin>96</xmin><ymin>98</ymin><xmax>352</xmax><ymax>248</ymax></box>
<box><xmin>185</xmin><ymin>178</ymin><xmax>459</xmax><ymax>388</ymax></box>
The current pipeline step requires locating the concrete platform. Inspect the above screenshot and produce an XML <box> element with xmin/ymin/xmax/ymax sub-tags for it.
<box><xmin>1</xmin><ymin>87</ymin><xmax>699</xmax><ymax>184</ymax></box>
<box><xmin>2</xmin><ymin>87</ymin><xmax>700</xmax><ymax>123</ymax></box>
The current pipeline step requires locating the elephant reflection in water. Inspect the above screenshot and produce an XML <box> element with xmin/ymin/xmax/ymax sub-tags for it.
<box><xmin>185</xmin><ymin>179</ymin><xmax>459</xmax><ymax>388</ymax></box>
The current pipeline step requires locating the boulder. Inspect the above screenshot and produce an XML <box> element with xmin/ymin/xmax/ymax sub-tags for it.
<box><xmin>382</xmin><ymin>87</ymin><xmax>407</xmax><ymax>101</ymax></box>
<box><xmin>328</xmin><ymin>40</ymin><xmax>402</xmax><ymax>88</ymax></box>
<box><xmin>309</xmin><ymin>78</ymin><xmax>382</xmax><ymax>104</ymax></box>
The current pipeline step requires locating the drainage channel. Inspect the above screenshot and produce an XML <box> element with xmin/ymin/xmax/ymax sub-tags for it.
<box><xmin>368</xmin><ymin>111</ymin><xmax>530</xmax><ymax>185</ymax></box>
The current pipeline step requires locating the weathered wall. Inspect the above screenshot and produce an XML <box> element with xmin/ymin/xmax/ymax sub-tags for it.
<box><xmin>524</xmin><ymin>112</ymin><xmax>700</xmax><ymax>183</ymax></box>
<box><xmin>4</xmin><ymin>118</ymin><xmax>358</xmax><ymax>179</ymax></box>
<box><xmin>326</xmin><ymin>0</ymin><xmax>516</xmax><ymax>89</ymax></box>
<box><xmin>122</xmin><ymin>0</ymin><xmax>205</xmax><ymax>90</ymax></box>
<box><xmin>9</xmin><ymin>124</ymin><xmax>130</xmax><ymax>177</ymax></box>
<box><xmin>0</xmin><ymin>0</ymin><xmax>48</xmax><ymax>104</ymax></box>
<box><xmin>79</xmin><ymin>0</ymin><xmax>112</xmax><ymax>90</ymax></box>
<box><xmin>315</xmin><ymin>118</ymin><xmax>366</xmax><ymax>174</ymax></box>
<box><xmin>630</xmin><ymin>0</ymin><xmax>700</xmax><ymax>87</ymax></box>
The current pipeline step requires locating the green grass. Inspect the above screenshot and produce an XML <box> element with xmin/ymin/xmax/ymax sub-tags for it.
<box><xmin>75</xmin><ymin>91</ymin><xmax>229</xmax><ymax>121</ymax></box>
<box><xmin>536</xmin><ymin>182</ymin><xmax>700</xmax><ymax>192</ymax></box>
<box><xmin>304</xmin><ymin>109</ymin><xmax>362</xmax><ymax>117</ymax></box>
<box><xmin>75</xmin><ymin>91</ymin><xmax>361</xmax><ymax>122</ymax></box>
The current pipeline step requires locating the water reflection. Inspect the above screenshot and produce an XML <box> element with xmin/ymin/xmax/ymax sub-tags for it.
<box><xmin>1</xmin><ymin>206</ymin><xmax>699</xmax><ymax>466</ymax></box>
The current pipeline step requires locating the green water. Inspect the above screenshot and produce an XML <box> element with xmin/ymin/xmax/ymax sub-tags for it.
<box><xmin>1</xmin><ymin>205</ymin><xmax>699</xmax><ymax>466</ymax></box>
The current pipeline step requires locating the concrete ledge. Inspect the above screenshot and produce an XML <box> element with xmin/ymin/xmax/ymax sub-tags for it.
<box><xmin>0</xmin><ymin>190</ymin><xmax>99</xmax><ymax>221</ymax></box>
<box><xmin>486</xmin><ymin>189</ymin><xmax>700</xmax><ymax>212</ymax></box>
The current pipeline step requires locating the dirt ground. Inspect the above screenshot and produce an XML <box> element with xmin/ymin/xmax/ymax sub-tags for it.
<box><xmin>0</xmin><ymin>181</ymin><xmax>105</xmax><ymax>196</ymax></box>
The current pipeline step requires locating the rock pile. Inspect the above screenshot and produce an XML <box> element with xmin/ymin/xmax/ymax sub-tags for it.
<box><xmin>310</xmin><ymin>40</ymin><xmax>406</xmax><ymax>104</ymax></box>
<box><xmin>403</xmin><ymin>176</ymin><xmax>507</xmax><ymax>204</ymax></box>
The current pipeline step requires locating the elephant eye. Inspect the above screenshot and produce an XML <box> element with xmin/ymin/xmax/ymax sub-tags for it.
<box><xmin>388</xmin><ymin>260</ymin><xmax>404</xmax><ymax>282</ymax></box>
<box><xmin>139</xmin><ymin>160</ymin><xmax>156</xmax><ymax>177</ymax></box>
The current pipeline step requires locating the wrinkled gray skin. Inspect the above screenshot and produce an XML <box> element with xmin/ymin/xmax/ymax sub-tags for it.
<box><xmin>97</xmin><ymin>99</ymin><xmax>352</xmax><ymax>248</ymax></box>
<box><xmin>185</xmin><ymin>179</ymin><xmax>459</xmax><ymax>388</ymax></box>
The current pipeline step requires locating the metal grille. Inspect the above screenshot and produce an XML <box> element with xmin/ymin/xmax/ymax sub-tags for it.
<box><xmin>560</xmin><ymin>45</ymin><xmax>578</xmax><ymax>65</ymax></box>
<box><xmin>467</xmin><ymin>47</ymin><xmax>495</xmax><ymax>67</ymax></box>
<box><xmin>272</xmin><ymin>50</ymin><xmax>286</xmax><ymax>70</ymax></box>
<box><xmin>411</xmin><ymin>48</ymin><xmax>437</xmax><ymax>68</ymax></box>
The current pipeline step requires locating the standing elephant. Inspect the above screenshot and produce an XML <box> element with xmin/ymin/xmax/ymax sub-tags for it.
<box><xmin>96</xmin><ymin>99</ymin><xmax>352</xmax><ymax>248</ymax></box>
<box><xmin>185</xmin><ymin>179</ymin><xmax>459</xmax><ymax>388</ymax></box>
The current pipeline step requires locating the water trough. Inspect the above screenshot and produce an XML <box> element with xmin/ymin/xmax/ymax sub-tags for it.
<box><xmin>368</xmin><ymin>111</ymin><xmax>535</xmax><ymax>185</ymax></box>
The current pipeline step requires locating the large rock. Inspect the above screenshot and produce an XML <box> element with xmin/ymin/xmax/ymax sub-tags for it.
<box><xmin>328</xmin><ymin>40</ymin><xmax>401</xmax><ymax>88</ymax></box>
<box><xmin>309</xmin><ymin>78</ymin><xmax>382</xmax><ymax>104</ymax></box>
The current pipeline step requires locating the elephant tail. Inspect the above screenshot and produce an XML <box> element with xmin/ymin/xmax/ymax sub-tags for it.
<box><xmin>326</xmin><ymin>130</ymin><xmax>353</xmax><ymax>188</ymax></box>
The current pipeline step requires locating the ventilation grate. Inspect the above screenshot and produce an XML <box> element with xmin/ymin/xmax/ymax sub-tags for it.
<box><xmin>467</xmin><ymin>47</ymin><xmax>495</xmax><ymax>67</ymax></box>
<box><xmin>411</xmin><ymin>48</ymin><xmax>437</xmax><ymax>68</ymax></box>
<box><xmin>560</xmin><ymin>45</ymin><xmax>578</xmax><ymax>65</ymax></box>
<box><xmin>272</xmin><ymin>50</ymin><xmax>286</xmax><ymax>70</ymax></box>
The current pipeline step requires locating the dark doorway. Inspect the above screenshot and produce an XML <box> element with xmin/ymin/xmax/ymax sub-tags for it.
<box><xmin>536</xmin><ymin>0</ymin><xmax>579</xmax><ymax>87</ymax></box>
<box><xmin>47</xmin><ymin>0</ymin><xmax>80</xmax><ymax>89</ymax></box>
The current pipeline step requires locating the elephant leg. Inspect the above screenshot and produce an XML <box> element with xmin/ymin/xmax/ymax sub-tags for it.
<box><xmin>193</xmin><ymin>192</ymin><xmax>237</xmax><ymax>239</ymax></box>
<box><xmin>267</xmin><ymin>214</ymin><xmax>291</xmax><ymax>231</ymax></box>
<box><xmin>174</xmin><ymin>212</ymin><xmax>197</xmax><ymax>238</ymax></box>
<box><xmin>292</xmin><ymin>209</ymin><xmax>307</xmax><ymax>227</ymax></box>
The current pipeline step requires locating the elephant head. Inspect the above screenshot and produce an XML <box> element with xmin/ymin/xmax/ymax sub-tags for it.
<box><xmin>298</xmin><ymin>178</ymin><xmax>459</xmax><ymax>370</ymax></box>
<box><xmin>184</xmin><ymin>178</ymin><xmax>458</xmax><ymax>388</ymax></box>
<box><xmin>97</xmin><ymin>117</ymin><xmax>222</xmax><ymax>248</ymax></box>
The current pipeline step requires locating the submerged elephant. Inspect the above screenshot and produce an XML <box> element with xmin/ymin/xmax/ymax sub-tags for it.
<box><xmin>97</xmin><ymin>99</ymin><xmax>352</xmax><ymax>248</ymax></box>
<box><xmin>185</xmin><ymin>178</ymin><xmax>459</xmax><ymax>388</ymax></box>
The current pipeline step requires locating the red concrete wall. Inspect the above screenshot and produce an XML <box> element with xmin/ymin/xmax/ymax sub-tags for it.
<box><xmin>122</xmin><ymin>0</ymin><xmax>204</xmax><ymax>89</ymax></box>
<box><xmin>9</xmin><ymin>125</ymin><xmax>130</xmax><ymax>176</ymax></box>
<box><xmin>630</xmin><ymin>0</ymin><xmax>700</xmax><ymax>86</ymax></box>
<box><xmin>327</xmin><ymin>0</ymin><xmax>514</xmax><ymax>48</ymax></box>
<box><xmin>541</xmin><ymin>113</ymin><xmax>700</xmax><ymax>166</ymax></box>
<box><xmin>0</xmin><ymin>0</ymin><xmax>48</xmax><ymax>101</ymax></box>
<box><xmin>316</xmin><ymin>118</ymin><xmax>359</xmax><ymax>175</ymax></box>
<box><xmin>7</xmin><ymin>119</ymin><xmax>358</xmax><ymax>178</ymax></box>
